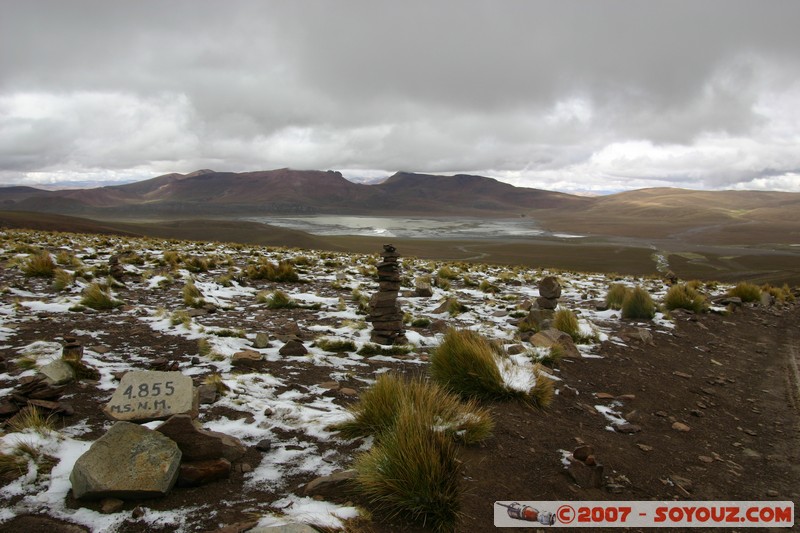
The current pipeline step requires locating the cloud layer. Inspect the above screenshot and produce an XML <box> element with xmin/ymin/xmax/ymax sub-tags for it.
<box><xmin>2</xmin><ymin>1</ymin><xmax>800</xmax><ymax>192</ymax></box>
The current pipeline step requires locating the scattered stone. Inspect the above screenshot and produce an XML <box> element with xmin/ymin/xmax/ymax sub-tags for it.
<box><xmin>155</xmin><ymin>414</ymin><xmax>246</xmax><ymax>462</ymax></box>
<box><xmin>742</xmin><ymin>448</ymin><xmax>762</xmax><ymax>459</ymax></box>
<box><xmin>70</xmin><ymin>421</ymin><xmax>181</xmax><ymax>500</ymax></box>
<box><xmin>104</xmin><ymin>371</ymin><xmax>197</xmax><ymax>422</ymax></box>
<box><xmin>177</xmin><ymin>458</ymin><xmax>232</xmax><ymax>487</ymax></box>
<box><xmin>213</xmin><ymin>520</ymin><xmax>261</xmax><ymax>533</ymax></box>
<box><xmin>197</xmin><ymin>383</ymin><xmax>218</xmax><ymax>405</ymax></box>
<box><xmin>671</xmin><ymin>475</ymin><xmax>693</xmax><ymax>494</ymax></box>
<box><xmin>506</xmin><ymin>344</ymin><xmax>526</xmax><ymax>355</ymax></box>
<box><xmin>699</xmin><ymin>455</ymin><xmax>714</xmax><ymax>463</ymax></box>
<box><xmin>339</xmin><ymin>387</ymin><xmax>357</xmax><ymax>397</ymax></box>
<box><xmin>655</xmin><ymin>410</ymin><xmax>668</xmax><ymax>417</ymax></box>
<box><xmin>131</xmin><ymin>506</ymin><xmax>146</xmax><ymax>519</ymax></box>
<box><xmin>573</xmin><ymin>445</ymin><xmax>594</xmax><ymax>462</ymax></box>
<box><xmin>91</xmin><ymin>345</ymin><xmax>111</xmax><ymax>354</ymax></box>
<box><xmin>303</xmin><ymin>469</ymin><xmax>357</xmax><ymax>499</ymax></box>
<box><xmin>594</xmin><ymin>392</ymin><xmax>615</xmax><ymax>400</ymax></box>
<box><xmin>318</xmin><ymin>381</ymin><xmax>340</xmax><ymax>390</ymax></box>
<box><xmin>614</xmin><ymin>422</ymin><xmax>642</xmax><ymax>434</ymax></box>
<box><xmin>279</xmin><ymin>339</ymin><xmax>308</xmax><ymax>356</ymax></box>
<box><xmin>253</xmin><ymin>332</ymin><xmax>271</xmax><ymax>349</ymax></box>
<box><xmin>568</xmin><ymin>455</ymin><xmax>604</xmax><ymax>489</ymax></box>
<box><xmin>256</xmin><ymin>439</ymin><xmax>272</xmax><ymax>452</ymax></box>
<box><xmin>530</xmin><ymin>328</ymin><xmax>580</xmax><ymax>358</ymax></box>
<box><xmin>636</xmin><ymin>444</ymin><xmax>654</xmax><ymax>452</ymax></box>
<box><xmin>414</xmin><ymin>281</ymin><xmax>433</xmax><ymax>298</ymax></box>
<box><xmin>767</xmin><ymin>489</ymin><xmax>779</xmax><ymax>497</ymax></box>
<box><xmin>231</xmin><ymin>349</ymin><xmax>262</xmax><ymax>367</ymax></box>
<box><xmin>39</xmin><ymin>359</ymin><xmax>77</xmax><ymax>386</ymax></box>
<box><xmin>616</xmin><ymin>394</ymin><xmax>636</xmax><ymax>401</ymax></box>
<box><xmin>672</xmin><ymin>421</ymin><xmax>691</xmax><ymax>432</ymax></box>
<box><xmin>673</xmin><ymin>371</ymin><xmax>693</xmax><ymax>379</ymax></box>
<box><xmin>62</xmin><ymin>337</ymin><xmax>84</xmax><ymax>362</ymax></box>
<box><xmin>238</xmin><ymin>463</ymin><xmax>253</xmax><ymax>474</ymax></box>
<box><xmin>618</xmin><ymin>326</ymin><xmax>654</xmax><ymax>345</ymax></box>
<box><xmin>100</xmin><ymin>497</ymin><xmax>125</xmax><ymax>514</ymax></box>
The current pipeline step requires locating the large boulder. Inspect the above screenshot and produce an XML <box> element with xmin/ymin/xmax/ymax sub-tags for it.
<box><xmin>70</xmin><ymin>422</ymin><xmax>181</xmax><ymax>500</ymax></box>
<box><xmin>155</xmin><ymin>414</ymin><xmax>246</xmax><ymax>462</ymax></box>
<box><xmin>530</xmin><ymin>328</ymin><xmax>581</xmax><ymax>359</ymax></box>
<box><xmin>103</xmin><ymin>370</ymin><xmax>198</xmax><ymax>422</ymax></box>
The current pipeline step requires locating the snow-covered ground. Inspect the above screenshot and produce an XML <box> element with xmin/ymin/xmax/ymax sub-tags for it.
<box><xmin>0</xmin><ymin>228</ymin><xmax>723</xmax><ymax>531</ymax></box>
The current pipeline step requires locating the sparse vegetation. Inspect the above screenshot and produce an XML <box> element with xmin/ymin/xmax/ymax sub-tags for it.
<box><xmin>357</xmin><ymin>343</ymin><xmax>412</xmax><ymax>357</ymax></box>
<box><xmin>22</xmin><ymin>251</ymin><xmax>56</xmax><ymax>277</ymax></box>
<box><xmin>80</xmin><ymin>283</ymin><xmax>121</xmax><ymax>310</ymax></box>
<box><xmin>621</xmin><ymin>286</ymin><xmax>656</xmax><ymax>320</ymax></box>
<box><xmin>247</xmin><ymin>259</ymin><xmax>299</xmax><ymax>282</ymax></box>
<box><xmin>728</xmin><ymin>282</ymin><xmax>762</xmax><ymax>303</ymax></box>
<box><xmin>263</xmin><ymin>289</ymin><xmax>297</xmax><ymax>309</ymax></box>
<box><xmin>431</xmin><ymin>328</ymin><xmax>553</xmax><ymax>407</ymax></box>
<box><xmin>353</xmin><ymin>406</ymin><xmax>463</xmax><ymax>532</ymax></box>
<box><xmin>552</xmin><ymin>308</ymin><xmax>580</xmax><ymax>340</ymax></box>
<box><xmin>183</xmin><ymin>281</ymin><xmax>206</xmax><ymax>308</ymax></box>
<box><xmin>8</xmin><ymin>406</ymin><xmax>55</xmax><ymax>434</ymax></box>
<box><xmin>52</xmin><ymin>268</ymin><xmax>73</xmax><ymax>291</ymax></box>
<box><xmin>316</xmin><ymin>337</ymin><xmax>357</xmax><ymax>353</ymax></box>
<box><xmin>664</xmin><ymin>283</ymin><xmax>707</xmax><ymax>313</ymax></box>
<box><xmin>605</xmin><ymin>282</ymin><xmax>628</xmax><ymax>310</ymax></box>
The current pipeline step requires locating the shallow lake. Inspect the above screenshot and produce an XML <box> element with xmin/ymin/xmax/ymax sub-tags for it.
<box><xmin>245</xmin><ymin>215</ymin><xmax>583</xmax><ymax>240</ymax></box>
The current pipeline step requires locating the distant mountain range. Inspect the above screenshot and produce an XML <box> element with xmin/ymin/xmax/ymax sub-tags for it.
<box><xmin>1</xmin><ymin>169</ymin><xmax>799</xmax><ymax>245</ymax></box>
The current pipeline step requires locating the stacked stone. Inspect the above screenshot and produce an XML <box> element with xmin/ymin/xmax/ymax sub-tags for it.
<box><xmin>536</xmin><ymin>276</ymin><xmax>562</xmax><ymax>310</ymax></box>
<box><xmin>367</xmin><ymin>245</ymin><xmax>406</xmax><ymax>345</ymax></box>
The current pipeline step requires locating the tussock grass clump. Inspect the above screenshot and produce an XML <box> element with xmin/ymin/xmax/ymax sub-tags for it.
<box><xmin>552</xmin><ymin>308</ymin><xmax>580</xmax><ymax>340</ymax></box>
<box><xmin>436</xmin><ymin>265</ymin><xmax>459</xmax><ymax>280</ymax></box>
<box><xmin>56</xmin><ymin>250</ymin><xmax>81</xmax><ymax>267</ymax></box>
<box><xmin>353</xmin><ymin>406</ymin><xmax>463</xmax><ymax>532</ymax></box>
<box><xmin>183</xmin><ymin>282</ymin><xmax>206</xmax><ymax>308</ymax></box>
<box><xmin>263</xmin><ymin>289</ymin><xmax>297</xmax><ymax>309</ymax></box>
<box><xmin>621</xmin><ymin>286</ymin><xmax>656</xmax><ymax>320</ymax></box>
<box><xmin>411</xmin><ymin>317</ymin><xmax>432</xmax><ymax>328</ymax></box>
<box><xmin>8</xmin><ymin>406</ymin><xmax>55</xmax><ymax>434</ymax></box>
<box><xmin>0</xmin><ymin>452</ymin><xmax>27</xmax><ymax>482</ymax></box>
<box><xmin>335</xmin><ymin>373</ymin><xmax>493</xmax><ymax>444</ymax></box>
<box><xmin>316</xmin><ymin>337</ymin><xmax>357</xmax><ymax>353</ymax></box>
<box><xmin>170</xmin><ymin>310</ymin><xmax>191</xmax><ymax>327</ymax></box>
<box><xmin>431</xmin><ymin>329</ymin><xmax>552</xmax><ymax>407</ymax></box>
<box><xmin>80</xmin><ymin>283</ymin><xmax>121</xmax><ymax>310</ymax></box>
<box><xmin>247</xmin><ymin>260</ymin><xmax>299</xmax><ymax>282</ymax></box>
<box><xmin>605</xmin><ymin>283</ymin><xmax>628</xmax><ymax>310</ymax></box>
<box><xmin>728</xmin><ymin>282</ymin><xmax>762</xmax><ymax>303</ymax></box>
<box><xmin>357</xmin><ymin>343</ymin><xmax>412</xmax><ymax>357</ymax></box>
<box><xmin>184</xmin><ymin>255</ymin><xmax>210</xmax><ymax>273</ymax></box>
<box><xmin>52</xmin><ymin>268</ymin><xmax>74</xmax><ymax>291</ymax></box>
<box><xmin>664</xmin><ymin>283</ymin><xmax>707</xmax><ymax>313</ymax></box>
<box><xmin>22</xmin><ymin>251</ymin><xmax>56</xmax><ymax>278</ymax></box>
<box><xmin>478</xmin><ymin>280</ymin><xmax>498</xmax><ymax>293</ymax></box>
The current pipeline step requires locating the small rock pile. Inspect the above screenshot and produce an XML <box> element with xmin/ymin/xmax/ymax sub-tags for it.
<box><xmin>367</xmin><ymin>244</ymin><xmax>407</xmax><ymax>345</ymax></box>
<box><xmin>536</xmin><ymin>275</ymin><xmax>561</xmax><ymax>310</ymax></box>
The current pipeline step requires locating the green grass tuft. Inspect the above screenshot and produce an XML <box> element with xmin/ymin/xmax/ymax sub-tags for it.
<box><xmin>246</xmin><ymin>259</ymin><xmax>299</xmax><ymax>282</ymax></box>
<box><xmin>605</xmin><ymin>283</ymin><xmax>628</xmax><ymax>310</ymax></box>
<box><xmin>357</xmin><ymin>343</ymin><xmax>412</xmax><ymax>357</ymax></box>
<box><xmin>80</xmin><ymin>283</ymin><xmax>121</xmax><ymax>310</ymax></box>
<box><xmin>552</xmin><ymin>308</ymin><xmax>580</xmax><ymax>341</ymax></box>
<box><xmin>621</xmin><ymin>286</ymin><xmax>656</xmax><ymax>320</ymax></box>
<box><xmin>430</xmin><ymin>329</ymin><xmax>552</xmax><ymax>406</ymax></box>
<box><xmin>52</xmin><ymin>268</ymin><xmax>74</xmax><ymax>291</ymax></box>
<box><xmin>264</xmin><ymin>289</ymin><xmax>298</xmax><ymax>309</ymax></box>
<box><xmin>182</xmin><ymin>281</ymin><xmax>206</xmax><ymax>308</ymax></box>
<box><xmin>664</xmin><ymin>283</ymin><xmax>707</xmax><ymax>313</ymax></box>
<box><xmin>8</xmin><ymin>406</ymin><xmax>55</xmax><ymax>434</ymax></box>
<box><xmin>353</xmin><ymin>406</ymin><xmax>463</xmax><ymax>532</ymax></box>
<box><xmin>316</xmin><ymin>337</ymin><xmax>357</xmax><ymax>353</ymax></box>
<box><xmin>335</xmin><ymin>373</ymin><xmax>493</xmax><ymax>445</ymax></box>
<box><xmin>22</xmin><ymin>251</ymin><xmax>56</xmax><ymax>278</ymax></box>
<box><xmin>728</xmin><ymin>282</ymin><xmax>762</xmax><ymax>303</ymax></box>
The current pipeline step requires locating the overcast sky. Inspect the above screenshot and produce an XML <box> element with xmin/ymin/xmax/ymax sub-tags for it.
<box><xmin>2</xmin><ymin>1</ymin><xmax>799</xmax><ymax>193</ymax></box>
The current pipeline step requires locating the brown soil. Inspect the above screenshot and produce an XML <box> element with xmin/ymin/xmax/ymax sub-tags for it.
<box><xmin>2</xmin><ymin>302</ymin><xmax>798</xmax><ymax>533</ymax></box>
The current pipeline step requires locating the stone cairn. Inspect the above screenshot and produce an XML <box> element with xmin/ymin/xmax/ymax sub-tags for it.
<box><xmin>367</xmin><ymin>244</ymin><xmax>407</xmax><ymax>345</ymax></box>
<box><xmin>536</xmin><ymin>275</ymin><xmax>562</xmax><ymax>310</ymax></box>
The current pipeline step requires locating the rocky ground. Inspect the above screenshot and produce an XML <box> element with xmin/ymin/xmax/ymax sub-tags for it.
<box><xmin>0</xmin><ymin>228</ymin><xmax>797</xmax><ymax>532</ymax></box>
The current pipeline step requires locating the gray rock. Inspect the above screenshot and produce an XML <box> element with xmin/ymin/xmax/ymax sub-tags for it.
<box><xmin>177</xmin><ymin>458</ymin><xmax>231</xmax><ymax>487</ymax></box>
<box><xmin>103</xmin><ymin>371</ymin><xmax>197</xmax><ymax>422</ymax></box>
<box><xmin>253</xmin><ymin>332</ymin><xmax>271</xmax><ymax>349</ymax></box>
<box><xmin>538</xmin><ymin>276</ymin><xmax>562</xmax><ymax>299</ymax></box>
<box><xmin>70</xmin><ymin>422</ymin><xmax>181</xmax><ymax>500</ymax></box>
<box><xmin>414</xmin><ymin>282</ymin><xmax>433</xmax><ymax>298</ymax></box>
<box><xmin>197</xmin><ymin>383</ymin><xmax>218</xmax><ymax>405</ymax></box>
<box><xmin>303</xmin><ymin>469</ymin><xmax>357</xmax><ymax>498</ymax></box>
<box><xmin>155</xmin><ymin>414</ymin><xmax>245</xmax><ymax>462</ymax></box>
<box><xmin>39</xmin><ymin>359</ymin><xmax>76</xmax><ymax>385</ymax></box>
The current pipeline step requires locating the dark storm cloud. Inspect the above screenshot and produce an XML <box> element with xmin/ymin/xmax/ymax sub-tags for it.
<box><xmin>1</xmin><ymin>0</ymin><xmax>799</xmax><ymax>191</ymax></box>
